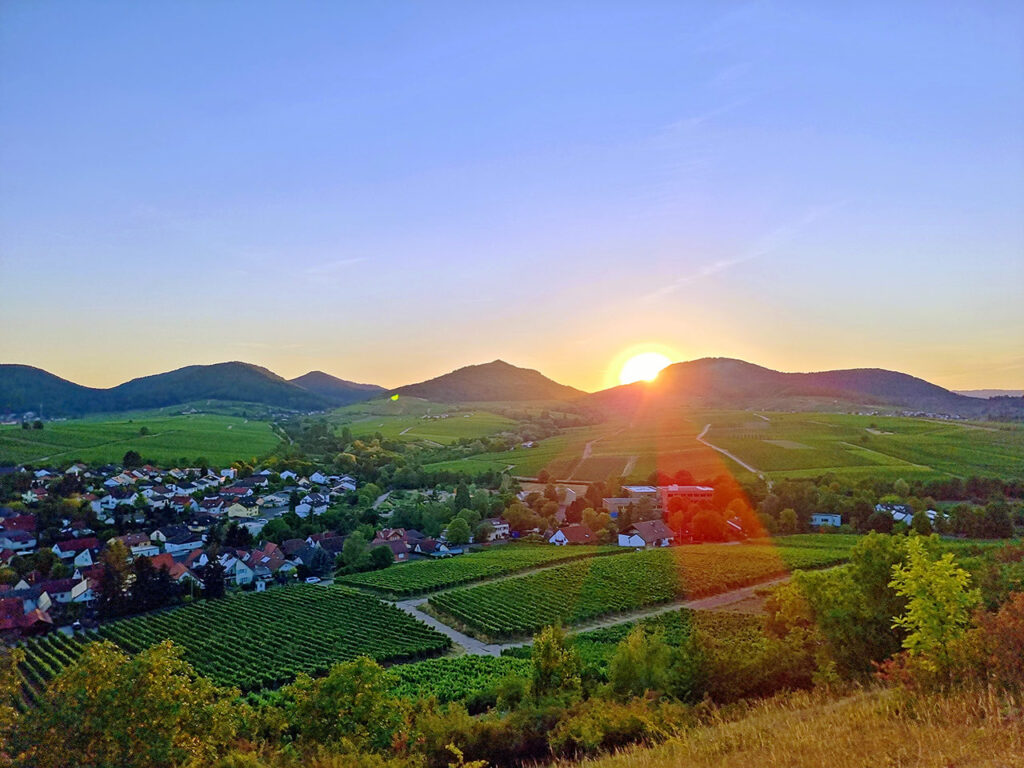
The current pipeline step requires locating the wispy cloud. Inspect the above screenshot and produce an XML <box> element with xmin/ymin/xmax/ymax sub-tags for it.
<box><xmin>642</xmin><ymin>203</ymin><xmax>842</xmax><ymax>301</ymax></box>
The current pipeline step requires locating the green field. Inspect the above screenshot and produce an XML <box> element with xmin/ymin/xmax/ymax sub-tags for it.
<box><xmin>392</xmin><ymin>655</ymin><xmax>532</xmax><ymax>704</ymax></box>
<box><xmin>0</xmin><ymin>411</ymin><xmax>280</xmax><ymax>466</ymax></box>
<box><xmin>704</xmin><ymin>412</ymin><xmax>1024</xmax><ymax>480</ymax></box>
<box><xmin>425</xmin><ymin>408</ymin><xmax>1024</xmax><ymax>482</ymax></box>
<box><xmin>429</xmin><ymin>539</ymin><xmax>854</xmax><ymax>640</ymax></box>
<box><xmin>336</xmin><ymin>544</ymin><xmax>622</xmax><ymax>597</ymax></box>
<box><xmin>328</xmin><ymin>398</ymin><xmax>516</xmax><ymax>445</ymax></box>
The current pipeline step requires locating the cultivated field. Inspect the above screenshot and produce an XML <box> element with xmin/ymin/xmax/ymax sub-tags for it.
<box><xmin>392</xmin><ymin>655</ymin><xmax>531</xmax><ymax>704</ymax></box>
<box><xmin>429</xmin><ymin>540</ymin><xmax>854</xmax><ymax>640</ymax></box>
<box><xmin>328</xmin><ymin>398</ymin><xmax>516</xmax><ymax>445</ymax></box>
<box><xmin>426</xmin><ymin>408</ymin><xmax>1024</xmax><ymax>483</ymax></box>
<box><xmin>336</xmin><ymin>544</ymin><xmax>622</xmax><ymax>597</ymax></box>
<box><xmin>89</xmin><ymin>585</ymin><xmax>449</xmax><ymax>691</ymax></box>
<box><xmin>0</xmin><ymin>411</ymin><xmax>280</xmax><ymax>466</ymax></box>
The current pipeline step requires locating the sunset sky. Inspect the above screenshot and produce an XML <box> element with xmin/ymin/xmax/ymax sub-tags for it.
<box><xmin>1</xmin><ymin>2</ymin><xmax>1022</xmax><ymax>392</ymax></box>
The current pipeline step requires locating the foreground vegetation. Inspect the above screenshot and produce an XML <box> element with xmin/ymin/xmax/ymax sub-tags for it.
<box><xmin>3</xmin><ymin>533</ymin><xmax>1023</xmax><ymax>768</ymax></box>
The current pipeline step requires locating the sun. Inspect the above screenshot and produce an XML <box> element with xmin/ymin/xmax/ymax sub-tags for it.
<box><xmin>619</xmin><ymin>352</ymin><xmax>672</xmax><ymax>385</ymax></box>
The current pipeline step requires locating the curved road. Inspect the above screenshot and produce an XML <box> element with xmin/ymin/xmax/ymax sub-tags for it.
<box><xmin>697</xmin><ymin>423</ymin><xmax>772</xmax><ymax>488</ymax></box>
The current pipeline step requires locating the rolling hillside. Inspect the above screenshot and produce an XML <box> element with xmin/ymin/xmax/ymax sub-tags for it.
<box><xmin>290</xmin><ymin>370</ymin><xmax>385</xmax><ymax>406</ymax></box>
<box><xmin>391</xmin><ymin>360</ymin><xmax>584</xmax><ymax>402</ymax></box>
<box><xmin>589</xmin><ymin>358</ymin><xmax>1023</xmax><ymax>419</ymax></box>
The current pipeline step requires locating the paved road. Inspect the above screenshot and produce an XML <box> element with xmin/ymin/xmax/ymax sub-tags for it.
<box><xmin>391</xmin><ymin>573</ymin><xmax>792</xmax><ymax>656</ymax></box>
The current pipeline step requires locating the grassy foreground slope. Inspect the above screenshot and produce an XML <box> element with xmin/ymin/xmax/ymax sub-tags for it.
<box><xmin>0</xmin><ymin>411</ymin><xmax>280</xmax><ymax>465</ymax></box>
<box><xmin>573</xmin><ymin>688</ymin><xmax>1023</xmax><ymax>768</ymax></box>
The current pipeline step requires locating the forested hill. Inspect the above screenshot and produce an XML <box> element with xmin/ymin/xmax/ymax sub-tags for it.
<box><xmin>0</xmin><ymin>362</ymin><xmax>356</xmax><ymax>416</ymax></box>
<box><xmin>589</xmin><ymin>358</ymin><xmax>1024</xmax><ymax>419</ymax></box>
<box><xmin>289</xmin><ymin>371</ymin><xmax>386</xmax><ymax>406</ymax></box>
<box><xmin>391</xmin><ymin>360</ymin><xmax>584</xmax><ymax>402</ymax></box>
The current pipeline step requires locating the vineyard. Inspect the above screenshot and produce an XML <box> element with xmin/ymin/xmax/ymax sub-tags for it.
<box><xmin>90</xmin><ymin>585</ymin><xmax>449</xmax><ymax>690</ymax></box>
<box><xmin>429</xmin><ymin>541</ymin><xmax>853</xmax><ymax>639</ymax></box>
<box><xmin>392</xmin><ymin>655</ymin><xmax>531</xmax><ymax>704</ymax></box>
<box><xmin>336</xmin><ymin>544</ymin><xmax>622</xmax><ymax>597</ymax></box>
<box><xmin>13</xmin><ymin>631</ymin><xmax>98</xmax><ymax>708</ymax></box>
<box><xmin>503</xmin><ymin>608</ymin><xmax>764</xmax><ymax>674</ymax></box>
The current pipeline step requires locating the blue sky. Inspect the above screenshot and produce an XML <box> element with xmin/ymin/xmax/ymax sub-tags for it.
<box><xmin>1</xmin><ymin>1</ymin><xmax>1021</xmax><ymax>391</ymax></box>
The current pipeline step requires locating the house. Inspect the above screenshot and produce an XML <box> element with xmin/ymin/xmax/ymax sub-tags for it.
<box><xmin>113</xmin><ymin>533</ymin><xmax>160</xmax><ymax>558</ymax></box>
<box><xmin>309</xmin><ymin>471</ymin><xmax>330</xmax><ymax>485</ymax></box>
<box><xmin>875</xmin><ymin>504</ymin><xmax>938</xmax><ymax>525</ymax></box>
<box><xmin>218</xmin><ymin>554</ymin><xmax>255</xmax><ymax>585</ymax></box>
<box><xmin>332</xmin><ymin>475</ymin><xmax>357</xmax><ymax>492</ymax></box>
<box><xmin>601</xmin><ymin>498</ymin><xmax>636</xmax><ymax>519</ymax></box>
<box><xmin>279</xmin><ymin>470</ymin><xmax>297</xmax><ymax>481</ymax></box>
<box><xmin>148</xmin><ymin>553</ymin><xmax>199</xmax><ymax>585</ymax></box>
<box><xmin>618</xmin><ymin>520</ymin><xmax>675</xmax><ymax>548</ymax></box>
<box><xmin>225</xmin><ymin>502</ymin><xmax>258</xmax><ymax>519</ymax></box>
<box><xmin>35</xmin><ymin>577</ymin><xmax>92</xmax><ymax>604</ymax></box>
<box><xmin>0</xmin><ymin>530</ymin><xmax>36</xmax><ymax>553</ymax></box>
<box><xmin>370</xmin><ymin>538</ymin><xmax>410</xmax><ymax>562</ymax></box>
<box><xmin>52</xmin><ymin>537</ymin><xmax>100</xmax><ymax>567</ymax></box>
<box><xmin>295</xmin><ymin>493</ymin><xmax>328</xmax><ymax>518</ymax></box>
<box><xmin>549</xmin><ymin>524</ymin><xmax>595</xmax><ymax>546</ymax></box>
<box><xmin>0</xmin><ymin>597</ymin><xmax>52</xmax><ymax>636</ymax></box>
<box><xmin>810</xmin><ymin>513</ymin><xmax>842</xmax><ymax>528</ymax></box>
<box><xmin>163</xmin><ymin>532</ymin><xmax>205</xmax><ymax>555</ymax></box>
<box><xmin>480</xmin><ymin>518</ymin><xmax>511</xmax><ymax>541</ymax></box>
<box><xmin>622</xmin><ymin>485</ymin><xmax>659</xmax><ymax>498</ymax></box>
<box><xmin>414</xmin><ymin>538</ymin><xmax>459</xmax><ymax>557</ymax></box>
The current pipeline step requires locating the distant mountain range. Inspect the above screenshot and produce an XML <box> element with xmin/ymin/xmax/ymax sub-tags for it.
<box><xmin>0</xmin><ymin>357</ymin><xmax>1020</xmax><ymax>420</ymax></box>
<box><xmin>391</xmin><ymin>360</ymin><xmax>583</xmax><ymax>402</ymax></box>
<box><xmin>956</xmin><ymin>389</ymin><xmax>1024</xmax><ymax>399</ymax></box>
<box><xmin>589</xmin><ymin>358</ymin><xmax>1024</xmax><ymax>418</ymax></box>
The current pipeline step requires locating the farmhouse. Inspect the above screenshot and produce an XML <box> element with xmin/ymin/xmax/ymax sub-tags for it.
<box><xmin>810</xmin><ymin>513</ymin><xmax>842</xmax><ymax>527</ymax></box>
<box><xmin>617</xmin><ymin>520</ymin><xmax>675</xmax><ymax>548</ymax></box>
<box><xmin>549</xmin><ymin>524</ymin><xmax>595</xmax><ymax>546</ymax></box>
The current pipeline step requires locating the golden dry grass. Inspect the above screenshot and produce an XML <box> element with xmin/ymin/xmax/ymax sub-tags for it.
<box><xmin>564</xmin><ymin>688</ymin><xmax>1024</xmax><ymax>768</ymax></box>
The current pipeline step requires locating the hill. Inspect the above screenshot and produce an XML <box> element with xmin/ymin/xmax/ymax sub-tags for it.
<box><xmin>956</xmin><ymin>389</ymin><xmax>1024</xmax><ymax>399</ymax></box>
<box><xmin>290</xmin><ymin>370</ymin><xmax>385</xmax><ymax>406</ymax></box>
<box><xmin>0</xmin><ymin>362</ymin><xmax>329</xmax><ymax>416</ymax></box>
<box><xmin>391</xmin><ymin>360</ymin><xmax>584</xmax><ymax>402</ymax></box>
<box><xmin>590</xmin><ymin>358</ymin><xmax>1023</xmax><ymax>418</ymax></box>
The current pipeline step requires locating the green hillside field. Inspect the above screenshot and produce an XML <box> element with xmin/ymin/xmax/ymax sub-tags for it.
<box><xmin>0</xmin><ymin>411</ymin><xmax>280</xmax><ymax>466</ymax></box>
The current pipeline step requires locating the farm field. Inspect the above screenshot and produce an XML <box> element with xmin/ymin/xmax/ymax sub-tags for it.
<box><xmin>329</xmin><ymin>398</ymin><xmax>517</xmax><ymax>445</ymax></box>
<box><xmin>336</xmin><ymin>544</ymin><xmax>623</xmax><ymax>597</ymax></box>
<box><xmin>703</xmin><ymin>412</ymin><xmax>1024</xmax><ymax>480</ymax></box>
<box><xmin>91</xmin><ymin>585</ymin><xmax>449</xmax><ymax>691</ymax></box>
<box><xmin>0</xmin><ymin>411</ymin><xmax>280</xmax><ymax>466</ymax></box>
<box><xmin>429</xmin><ymin>539</ymin><xmax>855</xmax><ymax>640</ymax></box>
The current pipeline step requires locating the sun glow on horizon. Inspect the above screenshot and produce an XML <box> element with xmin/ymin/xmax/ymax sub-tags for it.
<box><xmin>619</xmin><ymin>352</ymin><xmax>672</xmax><ymax>385</ymax></box>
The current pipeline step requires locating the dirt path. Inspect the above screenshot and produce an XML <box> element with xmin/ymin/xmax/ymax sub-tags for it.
<box><xmin>399</xmin><ymin>427</ymin><xmax>413</xmax><ymax>435</ymax></box>
<box><xmin>394</xmin><ymin>573</ymin><xmax>793</xmax><ymax>656</ymax></box>
<box><xmin>622</xmin><ymin>455</ymin><xmax>638</xmax><ymax>476</ymax></box>
<box><xmin>697</xmin><ymin>423</ymin><xmax>771</xmax><ymax>488</ymax></box>
<box><xmin>565</xmin><ymin>428</ymin><xmax>624</xmax><ymax>481</ymax></box>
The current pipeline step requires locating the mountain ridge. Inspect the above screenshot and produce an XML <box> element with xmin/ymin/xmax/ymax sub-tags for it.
<box><xmin>390</xmin><ymin>360</ymin><xmax>584</xmax><ymax>402</ymax></box>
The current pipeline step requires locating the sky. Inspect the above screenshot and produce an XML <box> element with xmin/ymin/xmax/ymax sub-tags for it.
<box><xmin>1</xmin><ymin>1</ymin><xmax>1022</xmax><ymax>393</ymax></box>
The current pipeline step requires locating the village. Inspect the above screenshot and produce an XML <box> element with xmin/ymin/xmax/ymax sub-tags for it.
<box><xmin>0</xmin><ymin>453</ymin><xmax>778</xmax><ymax>640</ymax></box>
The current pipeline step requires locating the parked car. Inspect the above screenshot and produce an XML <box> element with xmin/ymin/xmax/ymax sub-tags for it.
<box><xmin>304</xmin><ymin>576</ymin><xmax>321</xmax><ymax>584</ymax></box>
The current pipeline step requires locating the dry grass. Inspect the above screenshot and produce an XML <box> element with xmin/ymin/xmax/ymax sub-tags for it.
<box><xmin>564</xmin><ymin>688</ymin><xmax>1024</xmax><ymax>768</ymax></box>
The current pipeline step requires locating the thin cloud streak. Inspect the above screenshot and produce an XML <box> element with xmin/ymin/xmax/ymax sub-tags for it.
<box><xmin>642</xmin><ymin>203</ymin><xmax>842</xmax><ymax>301</ymax></box>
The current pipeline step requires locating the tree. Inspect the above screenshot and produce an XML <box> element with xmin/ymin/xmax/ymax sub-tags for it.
<box><xmin>911</xmin><ymin>510</ymin><xmax>932</xmax><ymax>535</ymax></box>
<box><xmin>893</xmin><ymin>478</ymin><xmax>910</xmax><ymax>498</ymax></box>
<box><xmin>889</xmin><ymin>536</ymin><xmax>980</xmax><ymax>673</ymax></box>
<box><xmin>530</xmin><ymin>624</ymin><xmax>581</xmax><ymax>702</ymax></box>
<box><xmin>778</xmin><ymin>508</ymin><xmax>798</xmax><ymax>534</ymax></box>
<box><xmin>139</xmin><ymin>426</ymin><xmax>150</xmax><ymax>436</ymax></box>
<box><xmin>607</xmin><ymin>626</ymin><xmax>672</xmax><ymax>699</ymax></box>
<box><xmin>342</xmin><ymin>532</ymin><xmax>369</xmax><ymax>571</ymax></box>
<box><xmin>285</xmin><ymin>657</ymin><xmax>406</xmax><ymax>752</ymax></box>
<box><xmin>453</xmin><ymin>483</ymin><xmax>472</xmax><ymax>514</ymax></box>
<box><xmin>866</xmin><ymin>510</ymin><xmax>894</xmax><ymax>534</ymax></box>
<box><xmin>122</xmin><ymin>450</ymin><xmax>142</xmax><ymax>469</ymax></box>
<box><xmin>474</xmin><ymin>520</ymin><xmax>495</xmax><ymax>543</ymax></box>
<box><xmin>17</xmin><ymin>641</ymin><xmax>238</xmax><ymax>768</ymax></box>
<box><xmin>369</xmin><ymin>544</ymin><xmax>394</xmax><ymax>570</ymax></box>
<box><xmin>32</xmin><ymin>420</ymin><xmax>43</xmax><ymax>430</ymax></box>
<box><xmin>96</xmin><ymin>541</ymin><xmax>131</xmax><ymax>619</ymax></box>
<box><xmin>445</xmin><ymin>517</ymin><xmax>471</xmax><ymax>545</ymax></box>
<box><xmin>194</xmin><ymin>560</ymin><xmax>226</xmax><ymax>599</ymax></box>
<box><xmin>692</xmin><ymin>509</ymin><xmax>728</xmax><ymax>541</ymax></box>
